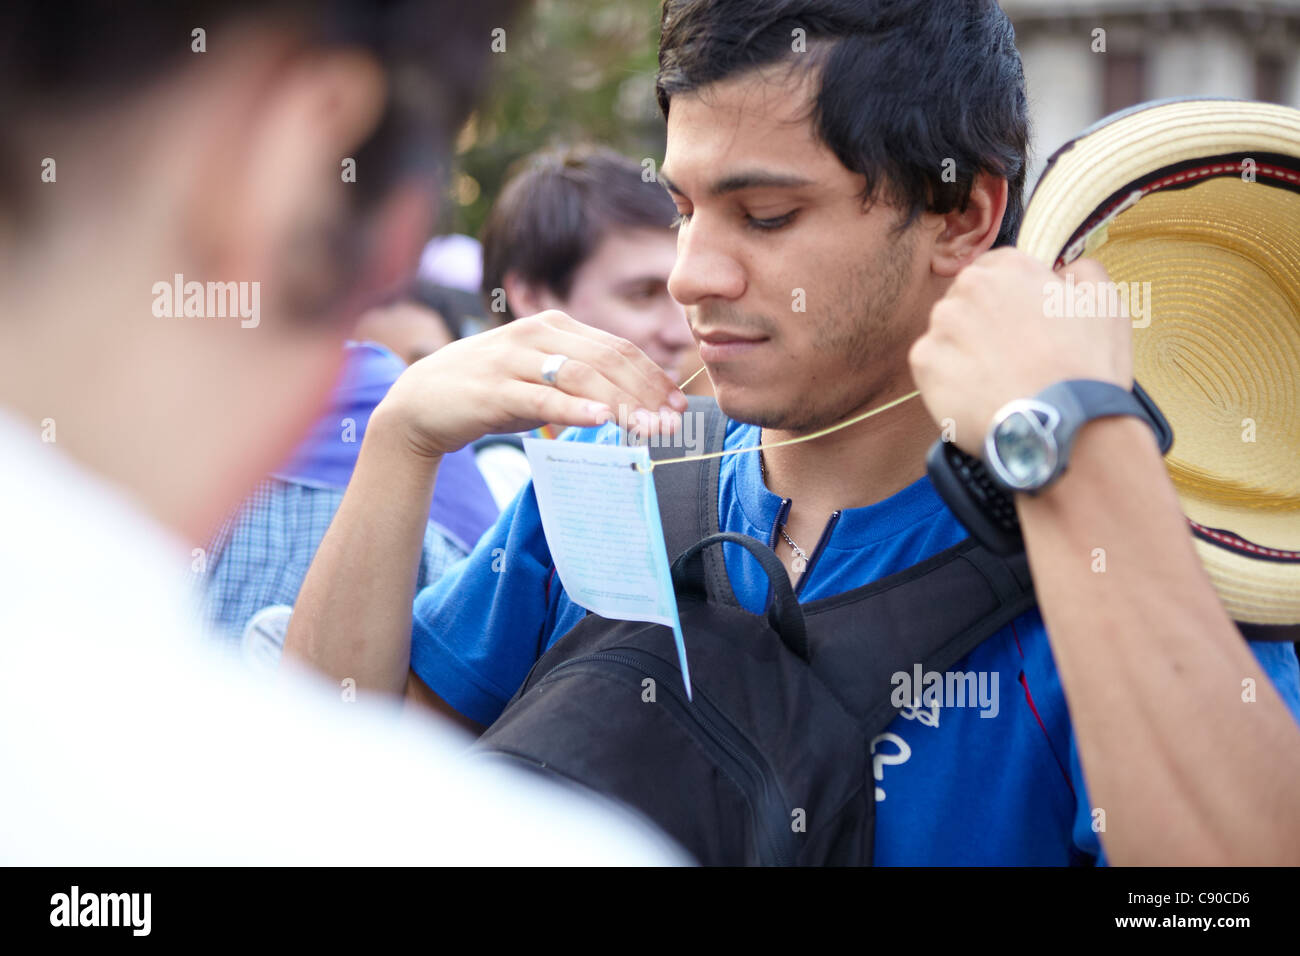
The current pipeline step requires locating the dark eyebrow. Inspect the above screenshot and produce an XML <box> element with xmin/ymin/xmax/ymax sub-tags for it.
<box><xmin>658</xmin><ymin>169</ymin><xmax>814</xmax><ymax>199</ymax></box>
<box><xmin>612</xmin><ymin>274</ymin><xmax>667</xmax><ymax>289</ymax></box>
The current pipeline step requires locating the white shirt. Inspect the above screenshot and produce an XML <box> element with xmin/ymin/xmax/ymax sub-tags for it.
<box><xmin>0</xmin><ymin>409</ymin><xmax>687</xmax><ymax>865</ymax></box>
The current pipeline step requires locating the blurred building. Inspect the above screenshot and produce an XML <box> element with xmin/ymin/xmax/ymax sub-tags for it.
<box><xmin>1002</xmin><ymin>0</ymin><xmax>1300</xmax><ymax>184</ymax></box>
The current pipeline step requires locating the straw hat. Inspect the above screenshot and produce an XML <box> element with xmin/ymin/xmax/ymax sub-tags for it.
<box><xmin>1018</xmin><ymin>98</ymin><xmax>1300</xmax><ymax>626</ymax></box>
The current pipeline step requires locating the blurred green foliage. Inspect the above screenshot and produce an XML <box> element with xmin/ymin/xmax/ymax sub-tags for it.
<box><xmin>442</xmin><ymin>0</ymin><xmax>668</xmax><ymax>239</ymax></box>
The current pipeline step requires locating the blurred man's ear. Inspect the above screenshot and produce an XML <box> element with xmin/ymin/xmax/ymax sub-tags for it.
<box><xmin>503</xmin><ymin>271</ymin><xmax>563</xmax><ymax>319</ymax></box>
<box><xmin>928</xmin><ymin>172</ymin><xmax>1008</xmax><ymax>278</ymax></box>
<box><xmin>159</xmin><ymin>43</ymin><xmax>402</xmax><ymax>535</ymax></box>
<box><xmin>183</xmin><ymin>46</ymin><xmax>392</xmax><ymax>328</ymax></box>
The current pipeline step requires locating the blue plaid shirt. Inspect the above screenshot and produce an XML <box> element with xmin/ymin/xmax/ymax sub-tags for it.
<box><xmin>198</xmin><ymin>477</ymin><xmax>467</xmax><ymax>642</ymax></box>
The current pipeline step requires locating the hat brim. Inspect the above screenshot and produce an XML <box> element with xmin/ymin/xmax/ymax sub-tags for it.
<box><xmin>1017</xmin><ymin>99</ymin><xmax>1300</xmax><ymax>625</ymax></box>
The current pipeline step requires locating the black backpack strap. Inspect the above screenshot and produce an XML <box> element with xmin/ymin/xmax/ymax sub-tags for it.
<box><xmin>672</xmin><ymin>531</ymin><xmax>809</xmax><ymax>661</ymax></box>
<box><xmin>648</xmin><ymin>396</ymin><xmax>730</xmax><ymax>599</ymax></box>
<box><xmin>801</xmin><ymin>539</ymin><xmax>1036</xmax><ymax>728</ymax></box>
<box><xmin>798</xmin><ymin>539</ymin><xmax>1036</xmax><ymax>866</ymax></box>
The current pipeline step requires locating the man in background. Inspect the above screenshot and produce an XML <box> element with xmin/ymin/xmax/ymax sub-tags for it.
<box><xmin>473</xmin><ymin>143</ymin><xmax>703</xmax><ymax>502</ymax></box>
<box><xmin>354</xmin><ymin>280</ymin><xmax>463</xmax><ymax>364</ymax></box>
<box><xmin>482</xmin><ymin>144</ymin><xmax>694</xmax><ymax>377</ymax></box>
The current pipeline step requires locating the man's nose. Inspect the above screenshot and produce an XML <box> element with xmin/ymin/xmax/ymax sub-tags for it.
<box><xmin>666</xmin><ymin>216</ymin><xmax>745</xmax><ymax>307</ymax></box>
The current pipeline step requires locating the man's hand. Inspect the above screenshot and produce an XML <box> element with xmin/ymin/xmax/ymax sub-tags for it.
<box><xmin>909</xmin><ymin>248</ymin><xmax>1133</xmax><ymax>453</ymax></box>
<box><xmin>377</xmin><ymin>310</ymin><xmax>689</xmax><ymax>458</ymax></box>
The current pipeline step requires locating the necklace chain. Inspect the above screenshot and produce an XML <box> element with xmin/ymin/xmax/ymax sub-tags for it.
<box><xmin>760</xmin><ymin>449</ymin><xmax>808</xmax><ymax>565</ymax></box>
<box><xmin>778</xmin><ymin>526</ymin><xmax>808</xmax><ymax>561</ymax></box>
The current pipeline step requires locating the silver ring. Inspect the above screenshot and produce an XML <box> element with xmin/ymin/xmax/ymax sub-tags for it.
<box><xmin>540</xmin><ymin>353</ymin><xmax>569</xmax><ymax>387</ymax></box>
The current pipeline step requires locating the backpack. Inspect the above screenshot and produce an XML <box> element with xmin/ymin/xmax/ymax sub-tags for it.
<box><xmin>474</xmin><ymin>398</ymin><xmax>1299</xmax><ymax>864</ymax></box>
<box><xmin>475</xmin><ymin>398</ymin><xmax>1038</xmax><ymax>864</ymax></box>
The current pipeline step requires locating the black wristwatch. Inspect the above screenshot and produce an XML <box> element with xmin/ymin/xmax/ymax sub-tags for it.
<box><xmin>984</xmin><ymin>380</ymin><xmax>1167</xmax><ymax>494</ymax></box>
<box><xmin>926</xmin><ymin>379</ymin><xmax>1173</xmax><ymax>554</ymax></box>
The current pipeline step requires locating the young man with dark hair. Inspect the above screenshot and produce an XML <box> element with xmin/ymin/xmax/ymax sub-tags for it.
<box><xmin>481</xmin><ymin>143</ymin><xmax>695</xmax><ymax>379</ymax></box>
<box><xmin>287</xmin><ymin>0</ymin><xmax>1300</xmax><ymax>864</ymax></box>
<box><xmin>0</xmin><ymin>0</ymin><xmax>684</xmax><ymax>864</ymax></box>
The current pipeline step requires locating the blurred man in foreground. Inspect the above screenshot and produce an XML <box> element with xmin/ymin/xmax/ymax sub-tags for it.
<box><xmin>0</xmin><ymin>0</ymin><xmax>684</xmax><ymax>864</ymax></box>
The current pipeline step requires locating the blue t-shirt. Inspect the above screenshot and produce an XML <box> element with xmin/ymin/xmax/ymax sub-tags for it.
<box><xmin>411</xmin><ymin>418</ymin><xmax>1300</xmax><ymax>865</ymax></box>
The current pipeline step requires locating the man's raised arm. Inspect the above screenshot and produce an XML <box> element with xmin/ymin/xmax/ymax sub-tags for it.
<box><xmin>911</xmin><ymin>249</ymin><xmax>1300</xmax><ymax>864</ymax></box>
<box><xmin>1017</xmin><ymin>413</ymin><xmax>1300</xmax><ymax>864</ymax></box>
<box><xmin>284</xmin><ymin>311</ymin><xmax>687</xmax><ymax>705</ymax></box>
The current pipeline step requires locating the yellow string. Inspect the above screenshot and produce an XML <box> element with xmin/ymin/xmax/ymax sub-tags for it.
<box><xmin>676</xmin><ymin>364</ymin><xmax>709</xmax><ymax>390</ymax></box>
<box><xmin>636</xmin><ymin>389</ymin><xmax>922</xmax><ymax>472</ymax></box>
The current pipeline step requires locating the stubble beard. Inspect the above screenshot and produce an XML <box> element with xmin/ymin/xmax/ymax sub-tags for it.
<box><xmin>760</xmin><ymin>224</ymin><xmax>920</xmax><ymax>435</ymax></box>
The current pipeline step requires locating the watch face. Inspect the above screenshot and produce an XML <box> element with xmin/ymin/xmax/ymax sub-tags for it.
<box><xmin>986</xmin><ymin>402</ymin><xmax>1060</xmax><ymax>491</ymax></box>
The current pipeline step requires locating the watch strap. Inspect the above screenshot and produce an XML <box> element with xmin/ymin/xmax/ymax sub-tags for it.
<box><xmin>928</xmin><ymin>379</ymin><xmax>1174</xmax><ymax>553</ymax></box>
<box><xmin>1036</xmin><ymin>378</ymin><xmax>1152</xmax><ymax>474</ymax></box>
